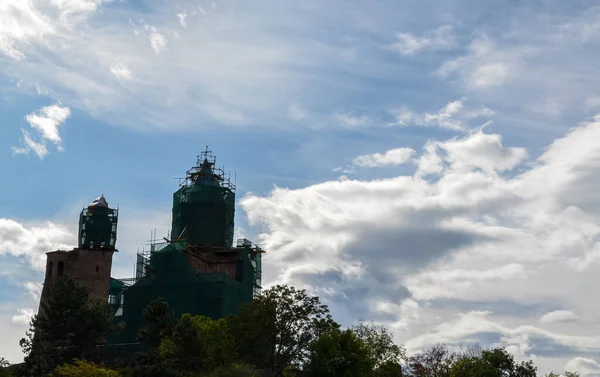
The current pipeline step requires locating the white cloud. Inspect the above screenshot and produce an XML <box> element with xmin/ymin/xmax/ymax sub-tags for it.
<box><xmin>149</xmin><ymin>29</ymin><xmax>167</xmax><ymax>53</ymax></box>
<box><xmin>353</xmin><ymin>148</ymin><xmax>415</xmax><ymax>168</ymax></box>
<box><xmin>241</xmin><ymin>117</ymin><xmax>600</xmax><ymax>365</ymax></box>
<box><xmin>12</xmin><ymin>104</ymin><xmax>71</xmax><ymax>159</ymax></box>
<box><xmin>177</xmin><ymin>12</ymin><xmax>188</xmax><ymax>28</ymax></box>
<box><xmin>465</xmin><ymin>107</ymin><xmax>496</xmax><ymax>119</ymax></box>
<box><xmin>390</xmin><ymin>100</ymin><xmax>495</xmax><ymax>131</ymax></box>
<box><xmin>23</xmin><ymin>282</ymin><xmax>43</xmax><ymax>303</ymax></box>
<box><xmin>423</xmin><ymin>100</ymin><xmax>464</xmax><ymax>130</ymax></box>
<box><xmin>438</xmin><ymin>38</ymin><xmax>532</xmax><ymax>89</ymax></box>
<box><xmin>540</xmin><ymin>310</ymin><xmax>579</xmax><ymax>324</ymax></box>
<box><xmin>25</xmin><ymin>104</ymin><xmax>71</xmax><ymax>144</ymax></box>
<box><xmin>0</xmin><ymin>218</ymin><xmax>75</xmax><ymax>270</ymax></box>
<box><xmin>407</xmin><ymin>263</ymin><xmax>527</xmax><ymax>301</ymax></box>
<box><xmin>0</xmin><ymin>0</ymin><xmax>55</xmax><ymax>60</ymax></box>
<box><xmin>565</xmin><ymin>357</ymin><xmax>600</xmax><ymax>377</ymax></box>
<box><xmin>110</xmin><ymin>64</ymin><xmax>133</xmax><ymax>81</ymax></box>
<box><xmin>391</xmin><ymin>25</ymin><xmax>456</xmax><ymax>56</ymax></box>
<box><xmin>12</xmin><ymin>308</ymin><xmax>34</xmax><ymax>325</ymax></box>
<box><xmin>288</xmin><ymin>104</ymin><xmax>308</xmax><ymax>121</ymax></box>
<box><xmin>12</xmin><ymin>130</ymin><xmax>48</xmax><ymax>159</ymax></box>
<box><xmin>335</xmin><ymin>113</ymin><xmax>371</xmax><ymax>128</ymax></box>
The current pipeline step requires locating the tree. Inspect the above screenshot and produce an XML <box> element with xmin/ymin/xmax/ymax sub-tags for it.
<box><xmin>133</xmin><ymin>298</ymin><xmax>177</xmax><ymax>377</ymax></box>
<box><xmin>20</xmin><ymin>276</ymin><xmax>113</xmax><ymax>377</ymax></box>
<box><xmin>52</xmin><ymin>360</ymin><xmax>121</xmax><ymax>377</ymax></box>
<box><xmin>229</xmin><ymin>285</ymin><xmax>339</xmax><ymax>377</ymax></box>
<box><xmin>159</xmin><ymin>314</ymin><xmax>236</xmax><ymax>374</ymax></box>
<box><xmin>138</xmin><ymin>298</ymin><xmax>174</xmax><ymax>348</ymax></box>
<box><xmin>305</xmin><ymin>328</ymin><xmax>374</xmax><ymax>377</ymax></box>
<box><xmin>406</xmin><ymin>344</ymin><xmax>456</xmax><ymax>377</ymax></box>
<box><xmin>372</xmin><ymin>360</ymin><xmax>403</xmax><ymax>377</ymax></box>
<box><xmin>351</xmin><ymin>320</ymin><xmax>405</xmax><ymax>369</ymax></box>
<box><xmin>0</xmin><ymin>358</ymin><xmax>11</xmax><ymax>377</ymax></box>
<box><xmin>448</xmin><ymin>348</ymin><xmax>536</xmax><ymax>377</ymax></box>
<box><xmin>546</xmin><ymin>372</ymin><xmax>580</xmax><ymax>377</ymax></box>
<box><xmin>205</xmin><ymin>363</ymin><xmax>259</xmax><ymax>377</ymax></box>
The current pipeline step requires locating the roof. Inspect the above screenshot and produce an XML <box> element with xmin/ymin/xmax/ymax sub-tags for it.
<box><xmin>88</xmin><ymin>195</ymin><xmax>109</xmax><ymax>209</ymax></box>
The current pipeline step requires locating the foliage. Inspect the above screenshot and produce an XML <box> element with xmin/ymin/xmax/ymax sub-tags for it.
<box><xmin>204</xmin><ymin>363</ymin><xmax>259</xmax><ymax>377</ymax></box>
<box><xmin>405</xmin><ymin>344</ymin><xmax>457</xmax><ymax>377</ymax></box>
<box><xmin>229</xmin><ymin>285</ymin><xmax>338</xmax><ymax>376</ymax></box>
<box><xmin>448</xmin><ymin>348</ymin><xmax>537</xmax><ymax>377</ymax></box>
<box><xmin>546</xmin><ymin>372</ymin><xmax>580</xmax><ymax>377</ymax></box>
<box><xmin>161</xmin><ymin>314</ymin><xmax>204</xmax><ymax>374</ymax></box>
<box><xmin>372</xmin><ymin>360</ymin><xmax>404</xmax><ymax>377</ymax></box>
<box><xmin>20</xmin><ymin>276</ymin><xmax>113</xmax><ymax>377</ymax></box>
<box><xmin>0</xmin><ymin>357</ymin><xmax>11</xmax><ymax>377</ymax></box>
<box><xmin>52</xmin><ymin>360</ymin><xmax>121</xmax><ymax>377</ymax></box>
<box><xmin>351</xmin><ymin>320</ymin><xmax>405</xmax><ymax>368</ymax></box>
<box><xmin>138</xmin><ymin>298</ymin><xmax>174</xmax><ymax>348</ymax></box>
<box><xmin>305</xmin><ymin>328</ymin><xmax>374</xmax><ymax>377</ymax></box>
<box><xmin>159</xmin><ymin>314</ymin><xmax>235</xmax><ymax>374</ymax></box>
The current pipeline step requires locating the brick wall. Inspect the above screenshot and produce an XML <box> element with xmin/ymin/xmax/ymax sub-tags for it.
<box><xmin>185</xmin><ymin>251</ymin><xmax>237</xmax><ymax>280</ymax></box>
<box><xmin>39</xmin><ymin>248</ymin><xmax>115</xmax><ymax>314</ymax></box>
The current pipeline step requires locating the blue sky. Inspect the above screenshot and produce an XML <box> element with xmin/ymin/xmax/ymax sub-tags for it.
<box><xmin>3</xmin><ymin>0</ymin><xmax>600</xmax><ymax>375</ymax></box>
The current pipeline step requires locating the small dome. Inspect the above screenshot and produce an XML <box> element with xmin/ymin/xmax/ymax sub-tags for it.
<box><xmin>88</xmin><ymin>195</ymin><xmax>109</xmax><ymax>208</ymax></box>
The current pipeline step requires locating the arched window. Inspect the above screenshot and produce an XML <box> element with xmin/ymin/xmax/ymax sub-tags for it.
<box><xmin>57</xmin><ymin>261</ymin><xmax>65</xmax><ymax>277</ymax></box>
<box><xmin>47</xmin><ymin>261</ymin><xmax>54</xmax><ymax>277</ymax></box>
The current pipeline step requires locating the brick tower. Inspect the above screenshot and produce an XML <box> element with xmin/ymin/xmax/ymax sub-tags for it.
<box><xmin>39</xmin><ymin>195</ymin><xmax>119</xmax><ymax>311</ymax></box>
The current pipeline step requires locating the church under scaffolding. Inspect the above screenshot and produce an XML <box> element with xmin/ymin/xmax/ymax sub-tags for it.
<box><xmin>39</xmin><ymin>148</ymin><xmax>263</xmax><ymax>349</ymax></box>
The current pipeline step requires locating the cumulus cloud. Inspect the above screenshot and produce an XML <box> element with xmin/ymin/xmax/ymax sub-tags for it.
<box><xmin>0</xmin><ymin>218</ymin><xmax>75</xmax><ymax>270</ymax></box>
<box><xmin>540</xmin><ymin>310</ymin><xmax>580</xmax><ymax>324</ymax></box>
<box><xmin>241</xmin><ymin>117</ymin><xmax>600</xmax><ymax>364</ymax></box>
<box><xmin>110</xmin><ymin>63</ymin><xmax>133</xmax><ymax>81</ymax></box>
<box><xmin>0</xmin><ymin>0</ymin><xmax>55</xmax><ymax>60</ymax></box>
<box><xmin>149</xmin><ymin>29</ymin><xmax>167</xmax><ymax>53</ymax></box>
<box><xmin>391</xmin><ymin>25</ymin><xmax>456</xmax><ymax>56</ymax></box>
<box><xmin>12</xmin><ymin>308</ymin><xmax>34</xmax><ymax>325</ymax></box>
<box><xmin>23</xmin><ymin>282</ymin><xmax>43</xmax><ymax>303</ymax></box>
<box><xmin>177</xmin><ymin>12</ymin><xmax>188</xmax><ymax>28</ymax></box>
<box><xmin>437</xmin><ymin>38</ymin><xmax>531</xmax><ymax>89</ymax></box>
<box><xmin>390</xmin><ymin>100</ymin><xmax>495</xmax><ymax>131</ymax></box>
<box><xmin>353</xmin><ymin>148</ymin><xmax>415</xmax><ymax>168</ymax></box>
<box><xmin>12</xmin><ymin>104</ymin><xmax>72</xmax><ymax>159</ymax></box>
<box><xmin>565</xmin><ymin>357</ymin><xmax>600</xmax><ymax>377</ymax></box>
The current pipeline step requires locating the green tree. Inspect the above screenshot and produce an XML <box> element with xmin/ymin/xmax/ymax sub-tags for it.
<box><xmin>20</xmin><ymin>276</ymin><xmax>113</xmax><ymax>377</ymax></box>
<box><xmin>449</xmin><ymin>348</ymin><xmax>536</xmax><ymax>377</ymax></box>
<box><xmin>546</xmin><ymin>372</ymin><xmax>580</xmax><ymax>377</ymax></box>
<box><xmin>351</xmin><ymin>320</ymin><xmax>405</xmax><ymax>369</ymax></box>
<box><xmin>52</xmin><ymin>360</ymin><xmax>121</xmax><ymax>377</ymax></box>
<box><xmin>204</xmin><ymin>363</ymin><xmax>259</xmax><ymax>377</ymax></box>
<box><xmin>133</xmin><ymin>298</ymin><xmax>177</xmax><ymax>377</ymax></box>
<box><xmin>138</xmin><ymin>298</ymin><xmax>174</xmax><ymax>347</ymax></box>
<box><xmin>229</xmin><ymin>285</ymin><xmax>339</xmax><ymax>377</ymax></box>
<box><xmin>372</xmin><ymin>360</ymin><xmax>403</xmax><ymax>377</ymax></box>
<box><xmin>159</xmin><ymin>314</ymin><xmax>235</xmax><ymax>374</ymax></box>
<box><xmin>406</xmin><ymin>344</ymin><xmax>456</xmax><ymax>377</ymax></box>
<box><xmin>305</xmin><ymin>328</ymin><xmax>374</xmax><ymax>377</ymax></box>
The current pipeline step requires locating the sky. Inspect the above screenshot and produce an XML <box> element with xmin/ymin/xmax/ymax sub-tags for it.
<box><xmin>2</xmin><ymin>0</ymin><xmax>600</xmax><ymax>374</ymax></box>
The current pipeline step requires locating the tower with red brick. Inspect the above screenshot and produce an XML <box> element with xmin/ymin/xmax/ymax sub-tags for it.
<box><xmin>39</xmin><ymin>195</ymin><xmax>119</xmax><ymax>311</ymax></box>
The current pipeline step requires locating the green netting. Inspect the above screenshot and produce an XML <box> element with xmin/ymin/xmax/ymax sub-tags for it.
<box><xmin>171</xmin><ymin>183</ymin><xmax>235</xmax><ymax>248</ymax></box>
<box><xmin>79</xmin><ymin>206</ymin><xmax>118</xmax><ymax>250</ymax></box>
<box><xmin>108</xmin><ymin>244</ymin><xmax>256</xmax><ymax>346</ymax></box>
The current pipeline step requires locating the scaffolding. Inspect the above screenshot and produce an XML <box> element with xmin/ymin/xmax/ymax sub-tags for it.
<box><xmin>107</xmin><ymin>150</ymin><xmax>264</xmax><ymax>348</ymax></box>
<box><xmin>171</xmin><ymin>148</ymin><xmax>236</xmax><ymax>249</ymax></box>
<box><xmin>78</xmin><ymin>195</ymin><xmax>118</xmax><ymax>250</ymax></box>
